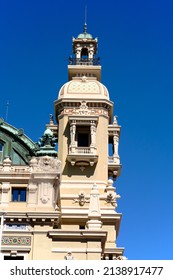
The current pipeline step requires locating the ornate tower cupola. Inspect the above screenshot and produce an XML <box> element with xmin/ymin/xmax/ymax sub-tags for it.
<box><xmin>68</xmin><ymin>23</ymin><xmax>101</xmax><ymax>81</ymax></box>
<box><xmin>72</xmin><ymin>23</ymin><xmax>97</xmax><ymax>62</ymax></box>
<box><xmin>55</xmin><ymin>25</ymin><xmax>121</xmax><ymax>178</ymax></box>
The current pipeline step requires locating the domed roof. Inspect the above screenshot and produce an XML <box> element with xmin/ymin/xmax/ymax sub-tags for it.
<box><xmin>44</xmin><ymin>128</ymin><xmax>53</xmax><ymax>137</ymax></box>
<box><xmin>76</xmin><ymin>23</ymin><xmax>93</xmax><ymax>40</ymax></box>
<box><xmin>58</xmin><ymin>76</ymin><xmax>109</xmax><ymax>100</ymax></box>
<box><xmin>77</xmin><ymin>32</ymin><xmax>93</xmax><ymax>39</ymax></box>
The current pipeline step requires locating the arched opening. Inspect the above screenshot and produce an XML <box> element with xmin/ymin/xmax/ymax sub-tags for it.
<box><xmin>81</xmin><ymin>47</ymin><xmax>88</xmax><ymax>59</ymax></box>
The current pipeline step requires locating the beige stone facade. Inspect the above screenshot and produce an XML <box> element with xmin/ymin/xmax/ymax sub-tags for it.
<box><xmin>0</xmin><ymin>26</ymin><xmax>124</xmax><ymax>260</ymax></box>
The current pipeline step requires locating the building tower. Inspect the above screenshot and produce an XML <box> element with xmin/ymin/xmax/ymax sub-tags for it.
<box><xmin>0</xmin><ymin>25</ymin><xmax>124</xmax><ymax>260</ymax></box>
<box><xmin>54</xmin><ymin>24</ymin><xmax>124</xmax><ymax>260</ymax></box>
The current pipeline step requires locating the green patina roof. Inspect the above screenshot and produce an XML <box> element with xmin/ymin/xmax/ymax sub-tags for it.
<box><xmin>44</xmin><ymin>127</ymin><xmax>53</xmax><ymax>137</ymax></box>
<box><xmin>77</xmin><ymin>23</ymin><xmax>93</xmax><ymax>39</ymax></box>
<box><xmin>77</xmin><ymin>32</ymin><xmax>93</xmax><ymax>39</ymax></box>
<box><xmin>36</xmin><ymin>127</ymin><xmax>57</xmax><ymax>157</ymax></box>
<box><xmin>0</xmin><ymin>118</ymin><xmax>38</xmax><ymax>165</ymax></box>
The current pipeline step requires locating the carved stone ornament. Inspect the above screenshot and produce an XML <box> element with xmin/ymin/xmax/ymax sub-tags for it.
<box><xmin>3</xmin><ymin>157</ymin><xmax>12</xmax><ymax>171</ymax></box>
<box><xmin>40</xmin><ymin>196</ymin><xmax>49</xmax><ymax>204</ymax></box>
<box><xmin>30</xmin><ymin>156</ymin><xmax>61</xmax><ymax>173</ymax></box>
<box><xmin>73</xmin><ymin>191</ymin><xmax>90</xmax><ymax>206</ymax></box>
<box><xmin>113</xmin><ymin>115</ymin><xmax>118</xmax><ymax>125</ymax></box>
<box><xmin>72</xmin><ymin>101</ymin><xmax>90</xmax><ymax>115</ymax></box>
<box><xmin>105</xmin><ymin>192</ymin><xmax>121</xmax><ymax>207</ymax></box>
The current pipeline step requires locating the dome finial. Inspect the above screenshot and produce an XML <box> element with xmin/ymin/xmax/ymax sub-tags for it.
<box><xmin>84</xmin><ymin>5</ymin><xmax>87</xmax><ymax>34</ymax></box>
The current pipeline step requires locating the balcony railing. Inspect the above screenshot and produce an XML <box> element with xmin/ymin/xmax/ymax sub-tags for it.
<box><xmin>108</xmin><ymin>156</ymin><xmax>114</xmax><ymax>163</ymax></box>
<box><xmin>67</xmin><ymin>146</ymin><xmax>98</xmax><ymax>166</ymax></box>
<box><xmin>108</xmin><ymin>156</ymin><xmax>120</xmax><ymax>165</ymax></box>
<box><xmin>69</xmin><ymin>146</ymin><xmax>93</xmax><ymax>154</ymax></box>
<box><xmin>69</xmin><ymin>57</ymin><xmax>100</xmax><ymax>66</ymax></box>
<box><xmin>75</xmin><ymin>147</ymin><xmax>91</xmax><ymax>154</ymax></box>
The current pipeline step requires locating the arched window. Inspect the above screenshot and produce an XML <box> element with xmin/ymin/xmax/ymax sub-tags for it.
<box><xmin>81</xmin><ymin>47</ymin><xmax>88</xmax><ymax>59</ymax></box>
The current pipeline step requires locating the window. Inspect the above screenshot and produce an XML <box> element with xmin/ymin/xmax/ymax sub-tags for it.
<box><xmin>76</xmin><ymin>126</ymin><xmax>90</xmax><ymax>147</ymax></box>
<box><xmin>12</xmin><ymin>148</ymin><xmax>26</xmax><ymax>165</ymax></box>
<box><xmin>78</xmin><ymin>133</ymin><xmax>90</xmax><ymax>147</ymax></box>
<box><xmin>12</xmin><ymin>188</ymin><xmax>26</xmax><ymax>202</ymax></box>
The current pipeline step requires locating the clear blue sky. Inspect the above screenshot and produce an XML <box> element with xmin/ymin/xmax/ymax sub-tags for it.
<box><xmin>1</xmin><ymin>0</ymin><xmax>173</xmax><ymax>260</ymax></box>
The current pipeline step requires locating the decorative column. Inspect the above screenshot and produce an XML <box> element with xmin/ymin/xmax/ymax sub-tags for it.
<box><xmin>113</xmin><ymin>132</ymin><xmax>120</xmax><ymax>164</ymax></box>
<box><xmin>90</xmin><ymin>121</ymin><xmax>96</xmax><ymax>154</ymax></box>
<box><xmin>112</xmin><ymin>116</ymin><xmax>120</xmax><ymax>164</ymax></box>
<box><xmin>75</xmin><ymin>46</ymin><xmax>81</xmax><ymax>59</ymax></box>
<box><xmin>88</xmin><ymin>46</ymin><xmax>94</xmax><ymax>59</ymax></box>
<box><xmin>86</xmin><ymin>184</ymin><xmax>102</xmax><ymax>230</ymax></box>
<box><xmin>90</xmin><ymin>121</ymin><xmax>96</xmax><ymax>146</ymax></box>
<box><xmin>70</xmin><ymin>121</ymin><xmax>76</xmax><ymax>153</ymax></box>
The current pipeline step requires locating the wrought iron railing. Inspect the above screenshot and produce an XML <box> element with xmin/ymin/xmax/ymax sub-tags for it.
<box><xmin>69</xmin><ymin>57</ymin><xmax>100</xmax><ymax>66</ymax></box>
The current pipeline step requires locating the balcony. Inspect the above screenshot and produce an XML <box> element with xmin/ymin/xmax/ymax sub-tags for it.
<box><xmin>108</xmin><ymin>156</ymin><xmax>121</xmax><ymax>180</ymax></box>
<box><xmin>67</xmin><ymin>146</ymin><xmax>98</xmax><ymax>167</ymax></box>
<box><xmin>69</xmin><ymin>57</ymin><xmax>100</xmax><ymax>66</ymax></box>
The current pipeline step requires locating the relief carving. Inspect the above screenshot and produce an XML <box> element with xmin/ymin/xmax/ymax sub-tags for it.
<box><xmin>73</xmin><ymin>191</ymin><xmax>90</xmax><ymax>206</ymax></box>
<box><xmin>29</xmin><ymin>156</ymin><xmax>61</xmax><ymax>173</ymax></box>
<box><xmin>72</xmin><ymin>101</ymin><xmax>91</xmax><ymax>115</ymax></box>
<box><xmin>40</xmin><ymin>196</ymin><xmax>49</xmax><ymax>204</ymax></box>
<box><xmin>105</xmin><ymin>192</ymin><xmax>120</xmax><ymax>207</ymax></box>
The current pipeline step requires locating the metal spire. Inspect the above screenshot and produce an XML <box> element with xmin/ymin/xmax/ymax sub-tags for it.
<box><xmin>84</xmin><ymin>5</ymin><xmax>87</xmax><ymax>34</ymax></box>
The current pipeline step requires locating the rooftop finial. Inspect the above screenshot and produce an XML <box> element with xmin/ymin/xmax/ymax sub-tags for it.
<box><xmin>84</xmin><ymin>5</ymin><xmax>87</xmax><ymax>33</ymax></box>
